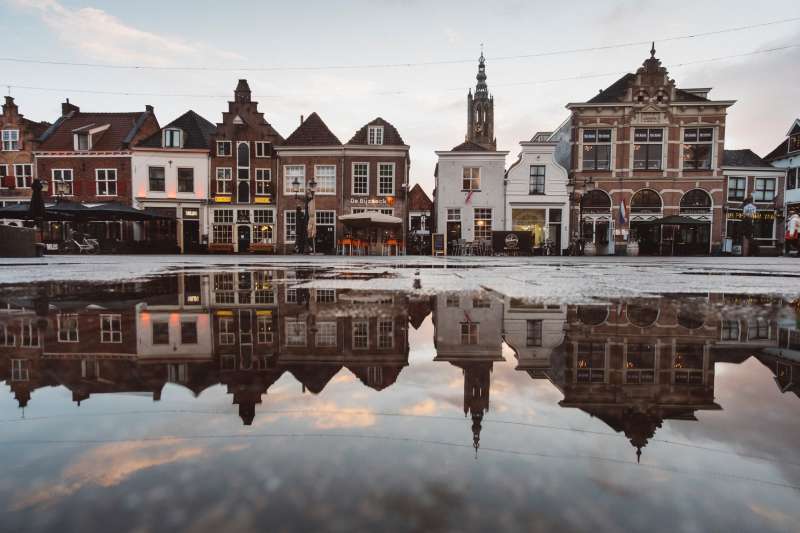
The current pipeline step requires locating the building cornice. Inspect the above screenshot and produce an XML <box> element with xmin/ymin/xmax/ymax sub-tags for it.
<box><xmin>566</xmin><ymin>100</ymin><xmax>736</xmax><ymax>109</ymax></box>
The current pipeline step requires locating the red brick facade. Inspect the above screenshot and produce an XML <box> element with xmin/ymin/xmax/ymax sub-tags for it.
<box><xmin>0</xmin><ymin>96</ymin><xmax>49</xmax><ymax>202</ymax></box>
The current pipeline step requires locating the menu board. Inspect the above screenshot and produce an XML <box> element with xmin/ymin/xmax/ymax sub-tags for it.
<box><xmin>432</xmin><ymin>233</ymin><xmax>446</xmax><ymax>256</ymax></box>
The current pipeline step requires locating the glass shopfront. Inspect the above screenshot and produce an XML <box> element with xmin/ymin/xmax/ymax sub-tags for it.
<box><xmin>512</xmin><ymin>209</ymin><xmax>546</xmax><ymax>247</ymax></box>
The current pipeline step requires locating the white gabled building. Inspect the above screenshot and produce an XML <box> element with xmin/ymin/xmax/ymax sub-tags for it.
<box><xmin>434</xmin><ymin>53</ymin><xmax>508</xmax><ymax>253</ymax></box>
<box><xmin>765</xmin><ymin>118</ymin><xmax>800</xmax><ymax>215</ymax></box>
<box><xmin>132</xmin><ymin>110</ymin><xmax>215</xmax><ymax>253</ymax></box>
<box><xmin>504</xmin><ymin>130</ymin><xmax>570</xmax><ymax>253</ymax></box>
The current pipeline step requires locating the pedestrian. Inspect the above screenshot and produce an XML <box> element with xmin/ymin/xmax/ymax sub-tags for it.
<box><xmin>785</xmin><ymin>212</ymin><xmax>800</xmax><ymax>256</ymax></box>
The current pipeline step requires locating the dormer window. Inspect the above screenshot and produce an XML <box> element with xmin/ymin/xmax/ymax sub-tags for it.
<box><xmin>75</xmin><ymin>133</ymin><xmax>89</xmax><ymax>151</ymax></box>
<box><xmin>368</xmin><ymin>126</ymin><xmax>384</xmax><ymax>145</ymax></box>
<box><xmin>164</xmin><ymin>129</ymin><xmax>182</xmax><ymax>148</ymax></box>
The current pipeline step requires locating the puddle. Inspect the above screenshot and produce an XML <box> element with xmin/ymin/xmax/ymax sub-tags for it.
<box><xmin>0</xmin><ymin>267</ymin><xmax>799</xmax><ymax>532</ymax></box>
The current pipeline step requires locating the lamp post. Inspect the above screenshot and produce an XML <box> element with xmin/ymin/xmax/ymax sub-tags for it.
<box><xmin>292</xmin><ymin>175</ymin><xmax>317</xmax><ymax>254</ymax></box>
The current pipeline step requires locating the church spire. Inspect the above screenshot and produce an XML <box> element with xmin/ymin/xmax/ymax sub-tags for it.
<box><xmin>466</xmin><ymin>47</ymin><xmax>496</xmax><ymax>150</ymax></box>
<box><xmin>475</xmin><ymin>46</ymin><xmax>488</xmax><ymax>98</ymax></box>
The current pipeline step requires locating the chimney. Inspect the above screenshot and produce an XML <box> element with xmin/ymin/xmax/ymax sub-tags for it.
<box><xmin>145</xmin><ymin>104</ymin><xmax>154</xmax><ymax>113</ymax></box>
<box><xmin>300</xmin><ymin>115</ymin><xmax>304</xmax><ymax>125</ymax></box>
<box><xmin>61</xmin><ymin>98</ymin><xmax>79</xmax><ymax>116</ymax></box>
<box><xmin>3</xmin><ymin>95</ymin><xmax>14</xmax><ymax>109</ymax></box>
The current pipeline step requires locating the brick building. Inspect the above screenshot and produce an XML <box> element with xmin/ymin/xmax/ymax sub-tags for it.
<box><xmin>565</xmin><ymin>45</ymin><xmax>735</xmax><ymax>255</ymax></box>
<box><xmin>0</xmin><ymin>96</ymin><xmax>50</xmax><ymax>211</ymax></box>
<box><xmin>34</xmin><ymin>100</ymin><xmax>159</xmax><ymax>240</ymax></box>
<box><xmin>208</xmin><ymin>80</ymin><xmax>283</xmax><ymax>253</ymax></box>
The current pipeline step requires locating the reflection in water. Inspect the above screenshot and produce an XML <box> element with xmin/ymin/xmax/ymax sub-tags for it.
<box><xmin>1</xmin><ymin>271</ymin><xmax>799</xmax><ymax>530</ymax></box>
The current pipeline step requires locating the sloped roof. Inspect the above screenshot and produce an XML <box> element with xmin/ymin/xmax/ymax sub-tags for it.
<box><xmin>347</xmin><ymin>117</ymin><xmax>405</xmax><ymax>145</ymax></box>
<box><xmin>137</xmin><ymin>110</ymin><xmax>215</xmax><ymax>149</ymax></box>
<box><xmin>451</xmin><ymin>140</ymin><xmax>488</xmax><ymax>152</ymax></box>
<box><xmin>586</xmin><ymin>73</ymin><xmax>710</xmax><ymax>104</ymax></box>
<box><xmin>765</xmin><ymin>120</ymin><xmax>800</xmax><ymax>161</ymax></box>
<box><xmin>283</xmin><ymin>112</ymin><xmax>341</xmax><ymax>146</ymax></box>
<box><xmin>722</xmin><ymin>149</ymin><xmax>773</xmax><ymax>168</ymax></box>
<box><xmin>407</xmin><ymin>183</ymin><xmax>433</xmax><ymax>211</ymax></box>
<box><xmin>23</xmin><ymin>118</ymin><xmax>50</xmax><ymax>138</ymax></box>
<box><xmin>38</xmin><ymin>111</ymin><xmax>152</xmax><ymax>151</ymax></box>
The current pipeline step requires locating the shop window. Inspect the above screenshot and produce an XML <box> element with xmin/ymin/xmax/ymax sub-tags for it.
<box><xmin>474</xmin><ymin>208</ymin><xmax>492</xmax><ymax>241</ymax></box>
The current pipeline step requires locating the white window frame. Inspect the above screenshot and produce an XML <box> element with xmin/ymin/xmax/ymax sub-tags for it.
<box><xmin>727</xmin><ymin>176</ymin><xmax>746</xmax><ymax>202</ymax></box>
<box><xmin>352</xmin><ymin>319</ymin><xmax>369</xmax><ymax>350</ymax></box>
<box><xmin>352</xmin><ymin>162</ymin><xmax>369</xmax><ymax>195</ymax></box>
<box><xmin>377</xmin><ymin>318</ymin><xmax>394</xmax><ymax>349</ymax></box>
<box><xmin>2</xmin><ymin>129</ymin><xmax>20</xmax><ymax>151</ymax></box>
<box><xmin>255</xmin><ymin>141</ymin><xmax>270</xmax><ymax>158</ymax></box>
<box><xmin>446</xmin><ymin>208</ymin><xmax>461</xmax><ymax>222</ymax></box>
<box><xmin>57</xmin><ymin>314</ymin><xmax>79</xmax><ymax>343</ymax></box>
<box><xmin>19</xmin><ymin>319</ymin><xmax>38</xmax><ymax>348</ymax></box>
<box><xmin>284</xmin><ymin>209</ymin><xmax>297</xmax><ymax>243</ymax></box>
<box><xmin>52</xmin><ymin>168</ymin><xmax>74</xmax><ymax>196</ymax></box>
<box><xmin>216</xmin><ymin>140</ymin><xmax>232</xmax><ymax>157</ymax></box>
<box><xmin>463</xmin><ymin>167</ymin><xmax>481</xmax><ymax>191</ymax></box>
<box><xmin>284</xmin><ymin>165</ymin><xmax>306</xmax><ymax>194</ymax></box>
<box><xmin>255</xmin><ymin>168</ymin><xmax>272</xmax><ymax>196</ymax></box>
<box><xmin>95</xmin><ymin>168</ymin><xmax>118</xmax><ymax>196</ymax></box>
<box><xmin>314</xmin><ymin>165</ymin><xmax>336</xmax><ymax>195</ymax></box>
<box><xmin>378</xmin><ymin>163</ymin><xmax>395</xmax><ymax>196</ymax></box>
<box><xmin>315</xmin><ymin>321</ymin><xmax>337</xmax><ymax>347</ymax></box>
<box><xmin>163</xmin><ymin>128</ymin><xmax>182</xmax><ymax>148</ymax></box>
<box><xmin>473</xmin><ymin>208</ymin><xmax>492</xmax><ymax>241</ymax></box>
<box><xmin>753</xmin><ymin>177</ymin><xmax>776</xmax><ymax>203</ymax></box>
<box><xmin>460</xmin><ymin>322</ymin><xmax>479</xmax><ymax>345</ymax></box>
<box><xmin>285</xmin><ymin>317</ymin><xmax>307</xmax><ymax>347</ymax></box>
<box><xmin>14</xmin><ymin>164</ymin><xmax>33</xmax><ymax>188</ymax></box>
<box><xmin>11</xmin><ymin>359</ymin><xmax>29</xmax><ymax>381</ymax></box>
<box><xmin>368</xmin><ymin>125</ymin><xmax>384</xmax><ymax>145</ymax></box>
<box><xmin>216</xmin><ymin>167</ymin><xmax>232</xmax><ymax>194</ymax></box>
<box><xmin>100</xmin><ymin>314</ymin><xmax>122</xmax><ymax>343</ymax></box>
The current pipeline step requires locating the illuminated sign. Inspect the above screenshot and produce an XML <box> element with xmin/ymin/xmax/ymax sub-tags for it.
<box><xmin>727</xmin><ymin>211</ymin><xmax>775</xmax><ymax>221</ymax></box>
<box><xmin>351</xmin><ymin>197</ymin><xmax>391</xmax><ymax>206</ymax></box>
<box><xmin>214</xmin><ymin>196</ymin><xmax>232</xmax><ymax>203</ymax></box>
<box><xmin>254</xmin><ymin>197</ymin><xmax>272</xmax><ymax>204</ymax></box>
<box><xmin>182</xmin><ymin>208</ymin><xmax>199</xmax><ymax>219</ymax></box>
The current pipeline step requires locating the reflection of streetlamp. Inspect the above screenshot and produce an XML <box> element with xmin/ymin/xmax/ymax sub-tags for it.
<box><xmin>292</xmin><ymin>175</ymin><xmax>317</xmax><ymax>254</ymax></box>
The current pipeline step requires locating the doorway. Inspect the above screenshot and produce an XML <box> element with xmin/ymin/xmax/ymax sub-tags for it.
<box><xmin>314</xmin><ymin>225</ymin><xmax>336</xmax><ymax>254</ymax></box>
<box><xmin>182</xmin><ymin>220</ymin><xmax>200</xmax><ymax>254</ymax></box>
<box><xmin>237</xmin><ymin>225</ymin><xmax>251</xmax><ymax>253</ymax></box>
<box><xmin>446</xmin><ymin>221</ymin><xmax>462</xmax><ymax>253</ymax></box>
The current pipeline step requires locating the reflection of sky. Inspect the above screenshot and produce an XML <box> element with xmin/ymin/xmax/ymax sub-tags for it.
<box><xmin>0</xmin><ymin>319</ymin><xmax>798</xmax><ymax>531</ymax></box>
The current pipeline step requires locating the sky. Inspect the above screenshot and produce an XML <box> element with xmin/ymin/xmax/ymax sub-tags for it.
<box><xmin>1</xmin><ymin>0</ymin><xmax>799</xmax><ymax>195</ymax></box>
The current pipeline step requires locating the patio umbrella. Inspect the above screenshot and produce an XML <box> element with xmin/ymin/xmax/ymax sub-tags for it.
<box><xmin>28</xmin><ymin>179</ymin><xmax>46</xmax><ymax>222</ymax></box>
<box><xmin>0</xmin><ymin>202</ymin><xmax>32</xmax><ymax>219</ymax></box>
<box><xmin>338</xmin><ymin>212</ymin><xmax>403</xmax><ymax>228</ymax></box>
<box><xmin>48</xmin><ymin>198</ymin><xmax>92</xmax><ymax>220</ymax></box>
<box><xmin>87</xmin><ymin>202</ymin><xmax>167</xmax><ymax>221</ymax></box>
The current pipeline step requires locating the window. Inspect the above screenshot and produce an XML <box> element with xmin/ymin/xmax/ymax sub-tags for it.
<box><xmin>315</xmin><ymin>322</ymin><xmax>337</xmax><ymax>347</ymax></box>
<box><xmin>749</xmin><ymin>319</ymin><xmax>770</xmax><ymax>340</ymax></box>
<box><xmin>352</xmin><ymin>163</ymin><xmax>368</xmax><ymax>195</ymax></box>
<box><xmin>76</xmin><ymin>133</ymin><xmax>89</xmax><ymax>151</ymax></box>
<box><xmin>673</xmin><ymin>344</ymin><xmax>704</xmax><ymax>384</ymax></box>
<box><xmin>284</xmin><ymin>165</ymin><xmax>305</xmax><ymax>194</ymax></box>
<box><xmin>257</xmin><ymin>316</ymin><xmax>274</xmax><ymax>344</ymax></box>
<box><xmin>0</xmin><ymin>164</ymin><xmax>6</xmax><ymax>187</ymax></box>
<box><xmin>11</xmin><ymin>359</ymin><xmax>29</xmax><ymax>381</ymax></box>
<box><xmin>2</xmin><ymin>129</ymin><xmax>20</xmax><ymax>151</ymax></box>
<box><xmin>14</xmin><ymin>164</ymin><xmax>32</xmax><ymax>188</ymax></box>
<box><xmin>472</xmin><ymin>298</ymin><xmax>490</xmax><ymax>308</ymax></box>
<box><xmin>368</xmin><ymin>125</ymin><xmax>384</xmax><ymax>145</ymax></box>
<box><xmin>285</xmin><ymin>209</ymin><xmax>297</xmax><ymax>243</ymax></box>
<box><xmin>315</xmin><ymin>288</ymin><xmax>336</xmax><ymax>303</ymax></box>
<box><xmin>217</xmin><ymin>140</ymin><xmax>232</xmax><ymax>156</ymax></box>
<box><xmin>353</xmin><ymin>319</ymin><xmax>369</xmax><ymax>349</ymax></box>
<box><xmin>152</xmin><ymin>322</ymin><xmax>169</xmax><ymax>345</ymax></box>
<box><xmin>625</xmin><ymin>343</ymin><xmax>655</xmax><ymax>384</ymax></box>
<box><xmin>446</xmin><ymin>294</ymin><xmax>460</xmax><ymax>307</ymax></box>
<box><xmin>378</xmin><ymin>318</ymin><xmax>393</xmax><ymax>349</ymax></box>
<box><xmin>216</xmin><ymin>167</ymin><xmax>232</xmax><ymax>194</ymax></box>
<box><xmin>0</xmin><ymin>323</ymin><xmax>14</xmax><ymax>346</ymax></box>
<box><xmin>721</xmin><ymin>320</ymin><xmax>740</xmax><ymax>341</ymax></box>
<box><xmin>57</xmin><ymin>314</ymin><xmax>79</xmax><ymax>342</ymax></box>
<box><xmin>52</xmin><ymin>169</ymin><xmax>74</xmax><ymax>196</ymax></box>
<box><xmin>20</xmin><ymin>319</ymin><xmax>38</xmax><ymax>348</ymax></box>
<box><xmin>633</xmin><ymin>128</ymin><xmax>663</xmax><ymax>170</ymax></box>
<box><xmin>149</xmin><ymin>167</ymin><xmax>165</xmax><ymax>192</ymax></box>
<box><xmin>253</xmin><ymin>209</ymin><xmax>274</xmax><ymax>243</ymax></box>
<box><xmin>316</xmin><ymin>211</ymin><xmax>335</xmax><ymax>226</ymax></box>
<box><xmin>529</xmin><ymin>165</ymin><xmax>545</xmax><ymax>194</ymax></box>
<box><xmin>96</xmin><ymin>169</ymin><xmax>117</xmax><ymax>196</ymax></box>
<box><xmin>218</xmin><ymin>317</ymin><xmax>235</xmax><ymax>345</ymax></box>
<box><xmin>463</xmin><ymin>167</ymin><xmax>480</xmax><ymax>191</ymax></box>
<box><xmin>168</xmin><ymin>364</ymin><xmax>187</xmax><ymax>383</ymax></box>
<box><xmin>164</xmin><ymin>129</ymin><xmax>181</xmax><ymax>148</ymax></box>
<box><xmin>181</xmin><ymin>321</ymin><xmax>198</xmax><ymax>344</ymax></box>
<box><xmin>237</xmin><ymin>142</ymin><xmax>249</xmax><ymax>180</ymax></box>
<box><xmin>787</xmin><ymin>168</ymin><xmax>797</xmax><ymax>190</ymax></box>
<box><xmin>582</xmin><ymin>129</ymin><xmax>611</xmax><ymax>170</ymax></box>
<box><xmin>213</xmin><ymin>209</ymin><xmax>233</xmax><ymax>244</ymax></box>
<box><xmin>177</xmin><ymin>168</ymin><xmax>194</xmax><ymax>193</ymax></box>
<box><xmin>753</xmin><ymin>178</ymin><xmax>776</xmax><ymax>202</ymax></box>
<box><xmin>526</xmin><ymin>320</ymin><xmax>542</xmax><ymax>346</ymax></box>
<box><xmin>100</xmin><ymin>314</ymin><xmax>122</xmax><ymax>343</ymax></box>
<box><xmin>378</xmin><ymin>163</ymin><xmax>394</xmax><ymax>195</ymax></box>
<box><xmin>728</xmin><ymin>177</ymin><xmax>746</xmax><ymax>201</ymax></box>
<box><xmin>682</xmin><ymin>127</ymin><xmax>714</xmax><ymax>170</ymax></box>
<box><xmin>286</xmin><ymin>317</ymin><xmax>307</xmax><ymax>346</ymax></box>
<box><xmin>474</xmin><ymin>208</ymin><xmax>492</xmax><ymax>241</ymax></box>
<box><xmin>446</xmin><ymin>208</ymin><xmax>461</xmax><ymax>222</ymax></box>
<box><xmin>255</xmin><ymin>168</ymin><xmax>272</xmax><ymax>195</ymax></box>
<box><xmin>315</xmin><ymin>165</ymin><xmax>336</xmax><ymax>194</ymax></box>
<box><xmin>460</xmin><ymin>322</ymin><xmax>479</xmax><ymax>345</ymax></box>
<box><xmin>576</xmin><ymin>342</ymin><xmax>606</xmax><ymax>383</ymax></box>
<box><xmin>255</xmin><ymin>141</ymin><xmax>270</xmax><ymax>158</ymax></box>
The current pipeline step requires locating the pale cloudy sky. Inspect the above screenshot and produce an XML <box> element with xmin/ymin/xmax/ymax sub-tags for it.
<box><xmin>1</xmin><ymin>0</ymin><xmax>799</xmax><ymax>194</ymax></box>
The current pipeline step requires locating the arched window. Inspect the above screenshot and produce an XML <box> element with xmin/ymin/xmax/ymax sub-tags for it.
<box><xmin>237</xmin><ymin>181</ymin><xmax>250</xmax><ymax>204</ymax></box>
<box><xmin>626</xmin><ymin>302</ymin><xmax>659</xmax><ymax>328</ymax></box>
<box><xmin>237</xmin><ymin>142</ymin><xmax>250</xmax><ymax>168</ymax></box>
<box><xmin>580</xmin><ymin>190</ymin><xmax>611</xmax><ymax>212</ymax></box>
<box><xmin>680</xmin><ymin>189</ymin><xmax>712</xmax><ymax>210</ymax></box>
<box><xmin>630</xmin><ymin>189</ymin><xmax>662</xmax><ymax>213</ymax></box>
<box><xmin>677</xmin><ymin>307</ymin><xmax>705</xmax><ymax>330</ymax></box>
<box><xmin>578</xmin><ymin>306</ymin><xmax>608</xmax><ymax>326</ymax></box>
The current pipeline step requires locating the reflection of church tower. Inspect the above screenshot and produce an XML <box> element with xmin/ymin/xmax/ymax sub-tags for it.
<box><xmin>466</xmin><ymin>52</ymin><xmax>496</xmax><ymax>150</ymax></box>
<box><xmin>456</xmin><ymin>361</ymin><xmax>492</xmax><ymax>455</ymax></box>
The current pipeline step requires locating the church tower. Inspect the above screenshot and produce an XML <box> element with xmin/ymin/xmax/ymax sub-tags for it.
<box><xmin>466</xmin><ymin>51</ymin><xmax>496</xmax><ymax>150</ymax></box>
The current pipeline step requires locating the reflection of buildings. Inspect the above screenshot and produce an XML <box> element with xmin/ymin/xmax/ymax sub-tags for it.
<box><xmin>0</xmin><ymin>272</ymin><xmax>411</xmax><ymax>426</ymax></box>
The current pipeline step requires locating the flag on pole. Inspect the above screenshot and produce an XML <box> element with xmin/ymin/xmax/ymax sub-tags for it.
<box><xmin>465</xmin><ymin>190</ymin><xmax>474</xmax><ymax>204</ymax></box>
<box><xmin>618</xmin><ymin>199</ymin><xmax>627</xmax><ymax>226</ymax></box>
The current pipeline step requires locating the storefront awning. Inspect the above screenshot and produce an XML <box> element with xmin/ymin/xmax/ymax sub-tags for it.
<box><xmin>338</xmin><ymin>212</ymin><xmax>403</xmax><ymax>228</ymax></box>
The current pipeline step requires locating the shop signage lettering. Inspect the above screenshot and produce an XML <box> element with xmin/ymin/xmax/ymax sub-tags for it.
<box><xmin>727</xmin><ymin>211</ymin><xmax>775</xmax><ymax>221</ymax></box>
<box><xmin>182</xmin><ymin>208</ymin><xmax>199</xmax><ymax>219</ymax></box>
<box><xmin>351</xmin><ymin>197</ymin><xmax>391</xmax><ymax>206</ymax></box>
